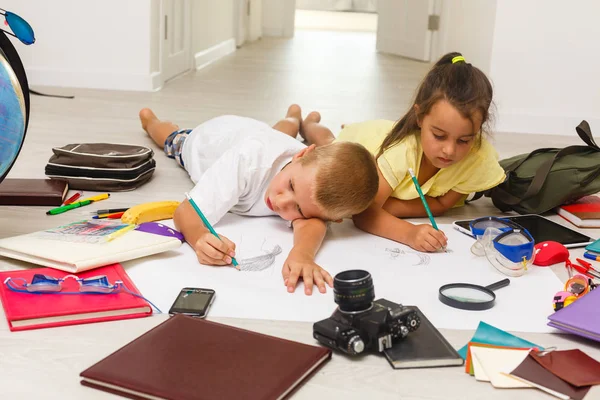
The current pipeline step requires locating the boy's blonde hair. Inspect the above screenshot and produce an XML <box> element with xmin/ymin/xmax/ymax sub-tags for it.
<box><xmin>300</xmin><ymin>141</ymin><xmax>378</xmax><ymax>220</ymax></box>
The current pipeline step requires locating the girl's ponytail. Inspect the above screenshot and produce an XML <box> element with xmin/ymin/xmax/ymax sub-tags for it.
<box><xmin>377</xmin><ymin>52</ymin><xmax>493</xmax><ymax>159</ymax></box>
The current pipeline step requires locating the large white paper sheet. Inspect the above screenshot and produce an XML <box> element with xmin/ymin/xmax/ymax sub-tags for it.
<box><xmin>125</xmin><ymin>214</ymin><xmax>562</xmax><ymax>332</ymax></box>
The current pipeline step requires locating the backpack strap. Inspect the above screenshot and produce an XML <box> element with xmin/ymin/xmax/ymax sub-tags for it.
<box><xmin>502</xmin><ymin>147</ymin><xmax>556</xmax><ymax>174</ymax></box>
<box><xmin>494</xmin><ymin>145</ymin><xmax>590</xmax><ymax>206</ymax></box>
<box><xmin>492</xmin><ymin>121</ymin><xmax>599</xmax><ymax>207</ymax></box>
<box><xmin>576</xmin><ymin>120</ymin><xmax>600</xmax><ymax>150</ymax></box>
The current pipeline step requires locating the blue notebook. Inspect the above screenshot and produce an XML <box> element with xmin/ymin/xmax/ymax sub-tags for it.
<box><xmin>457</xmin><ymin>321</ymin><xmax>542</xmax><ymax>359</ymax></box>
<box><xmin>585</xmin><ymin>238</ymin><xmax>600</xmax><ymax>253</ymax></box>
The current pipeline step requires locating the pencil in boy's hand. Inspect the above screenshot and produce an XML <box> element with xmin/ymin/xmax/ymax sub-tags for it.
<box><xmin>184</xmin><ymin>192</ymin><xmax>239</xmax><ymax>268</ymax></box>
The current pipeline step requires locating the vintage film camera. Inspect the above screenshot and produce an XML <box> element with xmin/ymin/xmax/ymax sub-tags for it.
<box><xmin>313</xmin><ymin>270</ymin><xmax>420</xmax><ymax>355</ymax></box>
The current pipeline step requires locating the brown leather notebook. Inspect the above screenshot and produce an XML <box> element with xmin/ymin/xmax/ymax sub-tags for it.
<box><xmin>0</xmin><ymin>178</ymin><xmax>68</xmax><ymax>206</ymax></box>
<box><xmin>80</xmin><ymin>315</ymin><xmax>332</xmax><ymax>400</ymax></box>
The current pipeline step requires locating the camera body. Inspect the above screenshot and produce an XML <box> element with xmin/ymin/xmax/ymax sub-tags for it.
<box><xmin>313</xmin><ymin>270</ymin><xmax>420</xmax><ymax>355</ymax></box>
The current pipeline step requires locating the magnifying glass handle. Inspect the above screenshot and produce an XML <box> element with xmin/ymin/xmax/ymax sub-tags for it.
<box><xmin>485</xmin><ymin>278</ymin><xmax>511</xmax><ymax>292</ymax></box>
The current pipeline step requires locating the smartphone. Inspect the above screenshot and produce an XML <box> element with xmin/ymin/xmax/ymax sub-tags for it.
<box><xmin>452</xmin><ymin>214</ymin><xmax>595</xmax><ymax>248</ymax></box>
<box><xmin>168</xmin><ymin>287</ymin><xmax>215</xmax><ymax>318</ymax></box>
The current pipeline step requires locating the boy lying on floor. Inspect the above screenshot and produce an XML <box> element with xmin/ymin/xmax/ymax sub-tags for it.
<box><xmin>139</xmin><ymin>104</ymin><xmax>378</xmax><ymax>295</ymax></box>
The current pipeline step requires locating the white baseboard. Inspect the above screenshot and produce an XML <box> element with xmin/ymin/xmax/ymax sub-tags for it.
<box><xmin>194</xmin><ymin>38</ymin><xmax>236</xmax><ymax>70</ymax></box>
<box><xmin>496</xmin><ymin>113</ymin><xmax>600</xmax><ymax>136</ymax></box>
<box><xmin>25</xmin><ymin>67</ymin><xmax>160</xmax><ymax>92</ymax></box>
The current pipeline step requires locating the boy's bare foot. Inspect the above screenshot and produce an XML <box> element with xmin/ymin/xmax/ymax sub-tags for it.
<box><xmin>273</xmin><ymin>104</ymin><xmax>303</xmax><ymax>139</ymax></box>
<box><xmin>139</xmin><ymin>108</ymin><xmax>180</xmax><ymax>147</ymax></box>
<box><xmin>286</xmin><ymin>104</ymin><xmax>302</xmax><ymax>122</ymax></box>
<box><xmin>300</xmin><ymin>111</ymin><xmax>321</xmax><ymax>139</ymax></box>
<box><xmin>139</xmin><ymin>108</ymin><xmax>158</xmax><ymax>134</ymax></box>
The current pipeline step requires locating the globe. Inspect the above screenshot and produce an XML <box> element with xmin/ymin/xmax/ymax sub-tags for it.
<box><xmin>0</xmin><ymin>31</ymin><xmax>29</xmax><ymax>184</ymax></box>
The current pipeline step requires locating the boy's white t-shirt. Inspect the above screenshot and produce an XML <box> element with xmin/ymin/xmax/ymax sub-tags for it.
<box><xmin>181</xmin><ymin>115</ymin><xmax>306</xmax><ymax>226</ymax></box>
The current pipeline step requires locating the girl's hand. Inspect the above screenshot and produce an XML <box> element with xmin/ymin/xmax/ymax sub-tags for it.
<box><xmin>192</xmin><ymin>232</ymin><xmax>237</xmax><ymax>266</ymax></box>
<box><xmin>408</xmin><ymin>224</ymin><xmax>447</xmax><ymax>252</ymax></box>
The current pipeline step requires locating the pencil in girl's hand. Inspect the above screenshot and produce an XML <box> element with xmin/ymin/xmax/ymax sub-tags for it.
<box><xmin>408</xmin><ymin>168</ymin><xmax>438</xmax><ymax>229</ymax></box>
<box><xmin>408</xmin><ymin>168</ymin><xmax>446</xmax><ymax>252</ymax></box>
<box><xmin>184</xmin><ymin>192</ymin><xmax>239</xmax><ymax>268</ymax></box>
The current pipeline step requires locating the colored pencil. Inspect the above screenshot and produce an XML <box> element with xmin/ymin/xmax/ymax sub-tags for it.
<box><xmin>408</xmin><ymin>168</ymin><xmax>446</xmax><ymax>252</ymax></box>
<box><xmin>94</xmin><ymin>207</ymin><xmax>130</xmax><ymax>215</ymax></box>
<box><xmin>185</xmin><ymin>192</ymin><xmax>239</xmax><ymax>268</ymax></box>
<box><xmin>62</xmin><ymin>191</ymin><xmax>83</xmax><ymax>205</ymax></box>
<box><xmin>46</xmin><ymin>200</ymin><xmax>93</xmax><ymax>215</ymax></box>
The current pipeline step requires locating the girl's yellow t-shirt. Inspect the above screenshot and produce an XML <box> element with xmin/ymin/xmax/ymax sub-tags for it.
<box><xmin>336</xmin><ymin>120</ymin><xmax>505</xmax><ymax>201</ymax></box>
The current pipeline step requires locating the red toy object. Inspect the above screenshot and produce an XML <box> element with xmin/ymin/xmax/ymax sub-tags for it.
<box><xmin>533</xmin><ymin>240</ymin><xmax>569</xmax><ymax>267</ymax></box>
<box><xmin>534</xmin><ymin>241</ymin><xmax>570</xmax><ymax>266</ymax></box>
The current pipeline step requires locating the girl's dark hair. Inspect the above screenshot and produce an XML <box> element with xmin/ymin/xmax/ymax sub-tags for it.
<box><xmin>377</xmin><ymin>52</ymin><xmax>494</xmax><ymax>158</ymax></box>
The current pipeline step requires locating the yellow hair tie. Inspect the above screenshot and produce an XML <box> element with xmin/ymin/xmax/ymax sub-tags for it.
<box><xmin>452</xmin><ymin>56</ymin><xmax>466</xmax><ymax>64</ymax></box>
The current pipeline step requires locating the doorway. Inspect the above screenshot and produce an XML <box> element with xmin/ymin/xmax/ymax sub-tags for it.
<box><xmin>294</xmin><ymin>0</ymin><xmax>377</xmax><ymax>33</ymax></box>
<box><xmin>293</xmin><ymin>0</ymin><xmax>442</xmax><ymax>62</ymax></box>
<box><xmin>160</xmin><ymin>0</ymin><xmax>192</xmax><ymax>83</ymax></box>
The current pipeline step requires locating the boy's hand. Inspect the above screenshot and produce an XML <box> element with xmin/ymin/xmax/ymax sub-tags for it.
<box><xmin>193</xmin><ymin>232</ymin><xmax>237</xmax><ymax>266</ymax></box>
<box><xmin>408</xmin><ymin>224</ymin><xmax>447</xmax><ymax>252</ymax></box>
<box><xmin>282</xmin><ymin>248</ymin><xmax>333</xmax><ymax>295</ymax></box>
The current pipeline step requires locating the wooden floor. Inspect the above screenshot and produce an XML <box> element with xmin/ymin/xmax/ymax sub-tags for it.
<box><xmin>2</xmin><ymin>30</ymin><xmax>600</xmax><ymax>400</ymax></box>
<box><xmin>1</xmin><ymin>30</ymin><xmax>579</xmax><ymax>237</ymax></box>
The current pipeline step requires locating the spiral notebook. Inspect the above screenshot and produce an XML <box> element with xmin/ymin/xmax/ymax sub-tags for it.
<box><xmin>0</xmin><ymin>222</ymin><xmax>182</xmax><ymax>273</ymax></box>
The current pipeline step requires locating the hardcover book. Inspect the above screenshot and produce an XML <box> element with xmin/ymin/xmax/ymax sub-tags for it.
<box><xmin>383</xmin><ymin>306</ymin><xmax>464</xmax><ymax>369</ymax></box>
<box><xmin>0</xmin><ymin>264</ymin><xmax>153</xmax><ymax>331</ymax></box>
<box><xmin>80</xmin><ymin>315</ymin><xmax>332</xmax><ymax>400</ymax></box>
<box><xmin>547</xmin><ymin>288</ymin><xmax>600</xmax><ymax>342</ymax></box>
<box><xmin>0</xmin><ymin>178</ymin><xmax>68</xmax><ymax>206</ymax></box>
<box><xmin>0</xmin><ymin>222</ymin><xmax>182</xmax><ymax>273</ymax></box>
<box><xmin>557</xmin><ymin>195</ymin><xmax>600</xmax><ymax>228</ymax></box>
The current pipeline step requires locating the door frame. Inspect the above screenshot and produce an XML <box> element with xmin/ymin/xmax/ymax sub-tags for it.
<box><xmin>158</xmin><ymin>0</ymin><xmax>192</xmax><ymax>86</ymax></box>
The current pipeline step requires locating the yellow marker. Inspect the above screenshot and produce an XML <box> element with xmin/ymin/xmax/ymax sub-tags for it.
<box><xmin>80</xmin><ymin>193</ymin><xmax>110</xmax><ymax>203</ymax></box>
<box><xmin>106</xmin><ymin>224</ymin><xmax>135</xmax><ymax>242</ymax></box>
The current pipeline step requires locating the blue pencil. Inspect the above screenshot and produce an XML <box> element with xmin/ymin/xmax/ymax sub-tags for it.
<box><xmin>185</xmin><ymin>193</ymin><xmax>239</xmax><ymax>268</ymax></box>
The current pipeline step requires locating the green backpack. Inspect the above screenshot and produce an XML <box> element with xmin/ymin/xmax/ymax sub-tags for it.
<box><xmin>474</xmin><ymin>121</ymin><xmax>600</xmax><ymax>214</ymax></box>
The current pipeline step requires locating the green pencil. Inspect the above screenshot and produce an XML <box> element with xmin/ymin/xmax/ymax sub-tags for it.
<box><xmin>46</xmin><ymin>200</ymin><xmax>93</xmax><ymax>215</ymax></box>
<box><xmin>408</xmin><ymin>168</ymin><xmax>439</xmax><ymax>230</ymax></box>
<box><xmin>185</xmin><ymin>192</ymin><xmax>239</xmax><ymax>268</ymax></box>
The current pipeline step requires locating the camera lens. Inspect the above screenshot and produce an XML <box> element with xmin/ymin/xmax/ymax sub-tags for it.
<box><xmin>333</xmin><ymin>270</ymin><xmax>375</xmax><ymax>312</ymax></box>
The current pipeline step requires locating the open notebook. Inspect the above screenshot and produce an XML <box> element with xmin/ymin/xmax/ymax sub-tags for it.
<box><xmin>0</xmin><ymin>222</ymin><xmax>182</xmax><ymax>273</ymax></box>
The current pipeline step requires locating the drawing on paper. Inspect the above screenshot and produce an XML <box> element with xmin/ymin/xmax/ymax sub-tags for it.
<box><xmin>238</xmin><ymin>244</ymin><xmax>283</xmax><ymax>272</ymax></box>
<box><xmin>384</xmin><ymin>248</ymin><xmax>431</xmax><ymax>266</ymax></box>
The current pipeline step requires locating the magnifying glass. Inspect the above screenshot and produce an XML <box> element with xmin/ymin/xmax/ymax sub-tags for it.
<box><xmin>438</xmin><ymin>278</ymin><xmax>510</xmax><ymax>311</ymax></box>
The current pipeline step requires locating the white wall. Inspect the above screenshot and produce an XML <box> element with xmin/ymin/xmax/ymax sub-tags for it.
<box><xmin>1</xmin><ymin>0</ymin><xmax>238</xmax><ymax>91</ymax></box>
<box><xmin>191</xmin><ymin>0</ymin><xmax>235</xmax><ymax>54</ymax></box>
<box><xmin>3</xmin><ymin>0</ymin><xmax>155</xmax><ymax>91</ymax></box>
<box><xmin>489</xmin><ymin>0</ymin><xmax>600</xmax><ymax>135</ymax></box>
<box><xmin>262</xmin><ymin>0</ymin><xmax>296</xmax><ymax>37</ymax></box>
<box><xmin>436</xmin><ymin>0</ymin><xmax>497</xmax><ymax>75</ymax></box>
<box><xmin>190</xmin><ymin>0</ymin><xmax>236</xmax><ymax>71</ymax></box>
